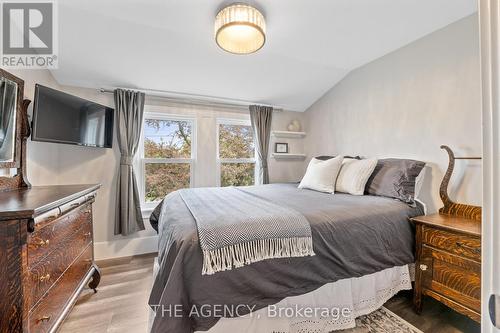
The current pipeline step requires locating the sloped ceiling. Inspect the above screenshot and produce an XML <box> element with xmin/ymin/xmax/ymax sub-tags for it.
<box><xmin>51</xmin><ymin>0</ymin><xmax>477</xmax><ymax>111</ymax></box>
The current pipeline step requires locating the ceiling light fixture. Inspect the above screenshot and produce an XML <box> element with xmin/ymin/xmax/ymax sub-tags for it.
<box><xmin>215</xmin><ymin>3</ymin><xmax>266</xmax><ymax>55</ymax></box>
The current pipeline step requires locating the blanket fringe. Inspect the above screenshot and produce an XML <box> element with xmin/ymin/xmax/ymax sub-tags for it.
<box><xmin>202</xmin><ymin>237</ymin><xmax>315</xmax><ymax>275</ymax></box>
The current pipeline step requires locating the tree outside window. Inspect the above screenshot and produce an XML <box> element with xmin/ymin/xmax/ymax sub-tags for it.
<box><xmin>141</xmin><ymin>117</ymin><xmax>194</xmax><ymax>203</ymax></box>
<box><xmin>218</xmin><ymin>122</ymin><xmax>256</xmax><ymax>187</ymax></box>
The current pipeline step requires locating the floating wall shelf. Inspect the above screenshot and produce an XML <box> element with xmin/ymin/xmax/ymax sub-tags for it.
<box><xmin>271</xmin><ymin>131</ymin><xmax>306</xmax><ymax>138</ymax></box>
<box><xmin>272</xmin><ymin>153</ymin><xmax>307</xmax><ymax>160</ymax></box>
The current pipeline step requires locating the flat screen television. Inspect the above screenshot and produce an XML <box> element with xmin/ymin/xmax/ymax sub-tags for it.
<box><xmin>32</xmin><ymin>84</ymin><xmax>114</xmax><ymax>148</ymax></box>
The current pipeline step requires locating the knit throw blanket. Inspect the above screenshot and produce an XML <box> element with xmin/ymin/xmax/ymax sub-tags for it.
<box><xmin>179</xmin><ymin>187</ymin><xmax>315</xmax><ymax>275</ymax></box>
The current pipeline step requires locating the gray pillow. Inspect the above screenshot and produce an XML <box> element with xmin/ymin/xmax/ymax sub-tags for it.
<box><xmin>365</xmin><ymin>158</ymin><xmax>425</xmax><ymax>203</ymax></box>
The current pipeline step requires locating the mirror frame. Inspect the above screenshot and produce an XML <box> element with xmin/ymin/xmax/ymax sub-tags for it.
<box><xmin>0</xmin><ymin>69</ymin><xmax>24</xmax><ymax>169</ymax></box>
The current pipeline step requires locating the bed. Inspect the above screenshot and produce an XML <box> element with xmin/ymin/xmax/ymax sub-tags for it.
<box><xmin>148</xmin><ymin>183</ymin><xmax>424</xmax><ymax>333</ymax></box>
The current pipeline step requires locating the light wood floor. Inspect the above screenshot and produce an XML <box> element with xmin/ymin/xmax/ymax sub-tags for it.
<box><xmin>59</xmin><ymin>253</ymin><xmax>480</xmax><ymax>333</ymax></box>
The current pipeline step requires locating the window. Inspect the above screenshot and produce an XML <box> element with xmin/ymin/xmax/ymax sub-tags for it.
<box><xmin>139</xmin><ymin>114</ymin><xmax>195</xmax><ymax>208</ymax></box>
<box><xmin>217</xmin><ymin>119</ymin><xmax>256</xmax><ymax>186</ymax></box>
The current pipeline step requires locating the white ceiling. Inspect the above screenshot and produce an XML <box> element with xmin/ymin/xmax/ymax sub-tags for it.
<box><xmin>52</xmin><ymin>0</ymin><xmax>477</xmax><ymax>111</ymax></box>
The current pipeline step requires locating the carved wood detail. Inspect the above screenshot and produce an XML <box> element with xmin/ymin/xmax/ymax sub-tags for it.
<box><xmin>438</xmin><ymin>145</ymin><xmax>481</xmax><ymax>221</ymax></box>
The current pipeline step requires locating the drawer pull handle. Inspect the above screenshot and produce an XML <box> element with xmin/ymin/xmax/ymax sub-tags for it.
<box><xmin>455</xmin><ymin>241</ymin><xmax>481</xmax><ymax>254</ymax></box>
<box><xmin>39</xmin><ymin>274</ymin><xmax>51</xmax><ymax>282</ymax></box>
<box><xmin>37</xmin><ymin>239</ymin><xmax>50</xmax><ymax>247</ymax></box>
<box><xmin>419</xmin><ymin>264</ymin><xmax>428</xmax><ymax>271</ymax></box>
<box><xmin>71</xmin><ymin>202</ymin><xmax>80</xmax><ymax>208</ymax></box>
<box><xmin>36</xmin><ymin>315</ymin><xmax>51</xmax><ymax>323</ymax></box>
<box><xmin>84</xmin><ymin>232</ymin><xmax>92</xmax><ymax>237</ymax></box>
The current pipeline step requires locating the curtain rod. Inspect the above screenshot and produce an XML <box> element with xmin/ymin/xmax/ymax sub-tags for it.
<box><xmin>99</xmin><ymin>87</ymin><xmax>285</xmax><ymax>112</ymax></box>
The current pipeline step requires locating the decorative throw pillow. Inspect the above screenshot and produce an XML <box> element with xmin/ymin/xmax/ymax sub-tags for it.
<box><xmin>298</xmin><ymin>156</ymin><xmax>344</xmax><ymax>193</ymax></box>
<box><xmin>365</xmin><ymin>158</ymin><xmax>426</xmax><ymax>203</ymax></box>
<box><xmin>336</xmin><ymin>158</ymin><xmax>378</xmax><ymax>195</ymax></box>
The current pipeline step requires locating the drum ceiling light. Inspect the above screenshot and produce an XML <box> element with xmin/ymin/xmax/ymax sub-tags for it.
<box><xmin>215</xmin><ymin>3</ymin><xmax>266</xmax><ymax>55</ymax></box>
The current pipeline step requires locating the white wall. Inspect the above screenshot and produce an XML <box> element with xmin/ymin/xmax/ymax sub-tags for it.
<box><xmin>304</xmin><ymin>14</ymin><xmax>482</xmax><ymax>213</ymax></box>
<box><xmin>9</xmin><ymin>69</ymin><xmax>62</xmax><ymax>184</ymax></box>
<box><xmin>3</xmin><ymin>69</ymin><xmax>305</xmax><ymax>259</ymax></box>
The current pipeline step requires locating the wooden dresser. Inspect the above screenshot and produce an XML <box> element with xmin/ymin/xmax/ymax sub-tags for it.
<box><xmin>0</xmin><ymin>184</ymin><xmax>101</xmax><ymax>333</ymax></box>
<box><xmin>412</xmin><ymin>213</ymin><xmax>481</xmax><ymax>322</ymax></box>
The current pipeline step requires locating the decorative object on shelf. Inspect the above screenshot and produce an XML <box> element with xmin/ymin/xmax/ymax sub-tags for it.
<box><xmin>272</xmin><ymin>130</ymin><xmax>306</xmax><ymax>138</ymax></box>
<box><xmin>439</xmin><ymin>145</ymin><xmax>482</xmax><ymax>221</ymax></box>
<box><xmin>215</xmin><ymin>3</ymin><xmax>266</xmax><ymax>55</ymax></box>
<box><xmin>272</xmin><ymin>153</ymin><xmax>306</xmax><ymax>160</ymax></box>
<box><xmin>275</xmin><ymin>142</ymin><xmax>288</xmax><ymax>154</ymax></box>
<box><xmin>287</xmin><ymin>119</ymin><xmax>301</xmax><ymax>132</ymax></box>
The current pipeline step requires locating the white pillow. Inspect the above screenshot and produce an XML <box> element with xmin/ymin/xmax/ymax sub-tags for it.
<box><xmin>298</xmin><ymin>156</ymin><xmax>344</xmax><ymax>193</ymax></box>
<box><xmin>336</xmin><ymin>158</ymin><xmax>378</xmax><ymax>195</ymax></box>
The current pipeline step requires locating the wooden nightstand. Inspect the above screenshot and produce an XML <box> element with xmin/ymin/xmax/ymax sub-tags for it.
<box><xmin>412</xmin><ymin>213</ymin><xmax>481</xmax><ymax>322</ymax></box>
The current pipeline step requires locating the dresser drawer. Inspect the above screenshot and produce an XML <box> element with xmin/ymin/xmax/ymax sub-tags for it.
<box><xmin>28</xmin><ymin>223</ymin><xmax>92</xmax><ymax>309</ymax></box>
<box><xmin>420</xmin><ymin>246</ymin><xmax>481</xmax><ymax>312</ymax></box>
<box><xmin>28</xmin><ymin>204</ymin><xmax>92</xmax><ymax>267</ymax></box>
<box><xmin>422</xmin><ymin>226</ymin><xmax>480</xmax><ymax>261</ymax></box>
<box><xmin>29</xmin><ymin>245</ymin><xmax>93</xmax><ymax>333</ymax></box>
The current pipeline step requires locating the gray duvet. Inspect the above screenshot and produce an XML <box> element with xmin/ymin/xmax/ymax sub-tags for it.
<box><xmin>149</xmin><ymin>183</ymin><xmax>423</xmax><ymax>333</ymax></box>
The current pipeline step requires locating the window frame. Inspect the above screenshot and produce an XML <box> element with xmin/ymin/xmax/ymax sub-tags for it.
<box><xmin>137</xmin><ymin>112</ymin><xmax>197</xmax><ymax>210</ymax></box>
<box><xmin>216</xmin><ymin>118</ymin><xmax>257</xmax><ymax>187</ymax></box>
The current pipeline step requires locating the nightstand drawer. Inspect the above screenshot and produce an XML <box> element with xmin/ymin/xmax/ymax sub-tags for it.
<box><xmin>422</xmin><ymin>227</ymin><xmax>480</xmax><ymax>261</ymax></box>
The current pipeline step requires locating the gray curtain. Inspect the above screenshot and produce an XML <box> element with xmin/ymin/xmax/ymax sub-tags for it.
<box><xmin>249</xmin><ymin>105</ymin><xmax>273</xmax><ymax>185</ymax></box>
<box><xmin>114</xmin><ymin>89</ymin><xmax>145</xmax><ymax>236</ymax></box>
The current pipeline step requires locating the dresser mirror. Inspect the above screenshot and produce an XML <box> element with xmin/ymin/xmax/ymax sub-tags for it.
<box><xmin>0</xmin><ymin>69</ymin><xmax>30</xmax><ymax>191</ymax></box>
<box><xmin>0</xmin><ymin>69</ymin><xmax>23</xmax><ymax>168</ymax></box>
<box><xmin>0</xmin><ymin>75</ymin><xmax>19</xmax><ymax>164</ymax></box>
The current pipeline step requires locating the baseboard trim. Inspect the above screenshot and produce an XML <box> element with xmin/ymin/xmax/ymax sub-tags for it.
<box><xmin>94</xmin><ymin>235</ymin><xmax>158</xmax><ymax>260</ymax></box>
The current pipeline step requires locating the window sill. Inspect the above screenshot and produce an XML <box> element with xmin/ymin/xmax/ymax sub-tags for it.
<box><xmin>141</xmin><ymin>207</ymin><xmax>154</xmax><ymax>219</ymax></box>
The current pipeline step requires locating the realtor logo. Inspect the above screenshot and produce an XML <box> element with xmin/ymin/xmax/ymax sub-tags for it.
<box><xmin>1</xmin><ymin>0</ymin><xmax>58</xmax><ymax>68</ymax></box>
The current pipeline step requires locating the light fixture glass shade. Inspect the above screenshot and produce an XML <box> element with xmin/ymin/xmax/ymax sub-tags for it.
<box><xmin>215</xmin><ymin>3</ymin><xmax>266</xmax><ymax>54</ymax></box>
